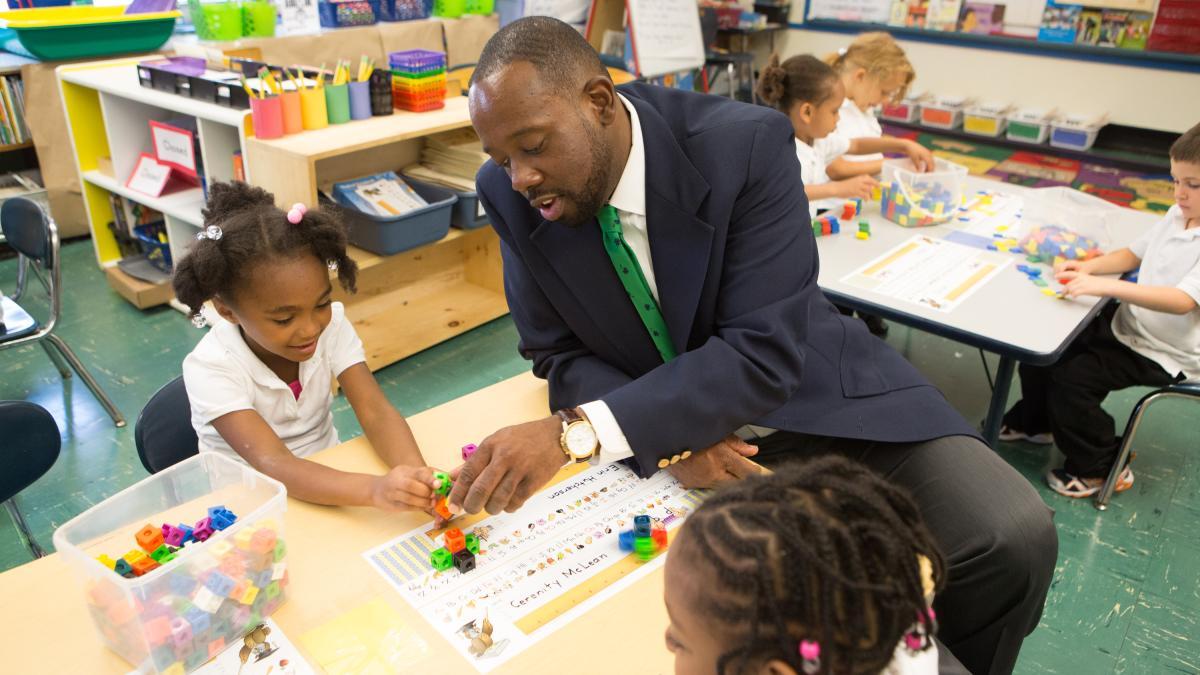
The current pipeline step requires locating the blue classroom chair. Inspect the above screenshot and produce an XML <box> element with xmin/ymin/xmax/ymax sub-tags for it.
<box><xmin>135</xmin><ymin>376</ymin><xmax>199</xmax><ymax>474</ymax></box>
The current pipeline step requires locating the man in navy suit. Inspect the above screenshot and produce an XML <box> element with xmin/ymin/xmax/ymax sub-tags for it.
<box><xmin>447</xmin><ymin>17</ymin><xmax>1056</xmax><ymax>674</ymax></box>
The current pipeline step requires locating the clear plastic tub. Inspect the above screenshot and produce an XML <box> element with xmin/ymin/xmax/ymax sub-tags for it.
<box><xmin>1050</xmin><ymin>113</ymin><xmax>1107</xmax><ymax>151</ymax></box>
<box><xmin>880</xmin><ymin>92</ymin><xmax>926</xmax><ymax>123</ymax></box>
<box><xmin>53</xmin><ymin>454</ymin><xmax>288</xmax><ymax>674</ymax></box>
<box><xmin>920</xmin><ymin>95</ymin><xmax>970</xmax><ymax>130</ymax></box>
<box><xmin>880</xmin><ymin>157</ymin><xmax>968</xmax><ymax>227</ymax></box>
<box><xmin>963</xmin><ymin>102</ymin><xmax>1013</xmax><ymax>137</ymax></box>
<box><xmin>1006</xmin><ymin>108</ymin><xmax>1057</xmax><ymax>144</ymax></box>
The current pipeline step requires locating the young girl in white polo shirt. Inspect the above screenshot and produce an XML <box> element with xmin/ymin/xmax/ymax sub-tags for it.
<box><xmin>823</xmin><ymin>32</ymin><xmax>918</xmax><ymax>180</ymax></box>
<box><xmin>173</xmin><ymin>181</ymin><xmax>442</xmax><ymax>512</ymax></box>
<box><xmin>1001</xmin><ymin>123</ymin><xmax>1200</xmax><ymax>498</ymax></box>
<box><xmin>757</xmin><ymin>54</ymin><xmax>932</xmax><ymax>217</ymax></box>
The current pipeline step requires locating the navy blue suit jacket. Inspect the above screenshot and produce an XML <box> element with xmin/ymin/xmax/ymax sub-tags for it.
<box><xmin>476</xmin><ymin>83</ymin><xmax>977</xmax><ymax>476</ymax></box>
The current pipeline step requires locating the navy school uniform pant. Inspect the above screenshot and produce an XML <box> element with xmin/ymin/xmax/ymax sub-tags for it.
<box><xmin>752</xmin><ymin>432</ymin><xmax>1057</xmax><ymax>675</ymax></box>
<box><xmin>1003</xmin><ymin>302</ymin><xmax>1181</xmax><ymax>478</ymax></box>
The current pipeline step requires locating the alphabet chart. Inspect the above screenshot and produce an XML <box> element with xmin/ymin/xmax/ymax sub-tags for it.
<box><xmin>363</xmin><ymin>462</ymin><xmax>706</xmax><ymax>672</ymax></box>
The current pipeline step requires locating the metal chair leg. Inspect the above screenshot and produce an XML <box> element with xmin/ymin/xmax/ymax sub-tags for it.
<box><xmin>1095</xmin><ymin>388</ymin><xmax>1195</xmax><ymax>510</ymax></box>
<box><xmin>12</xmin><ymin>255</ymin><xmax>28</xmax><ymax>302</ymax></box>
<box><xmin>39</xmin><ymin>340</ymin><xmax>72</xmax><ymax>379</ymax></box>
<box><xmin>4</xmin><ymin>498</ymin><xmax>46</xmax><ymax>558</ymax></box>
<box><xmin>45</xmin><ymin>333</ymin><xmax>126</xmax><ymax>428</ymax></box>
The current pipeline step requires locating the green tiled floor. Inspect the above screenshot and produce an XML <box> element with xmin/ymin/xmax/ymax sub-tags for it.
<box><xmin>3</xmin><ymin>239</ymin><xmax>1199</xmax><ymax>673</ymax></box>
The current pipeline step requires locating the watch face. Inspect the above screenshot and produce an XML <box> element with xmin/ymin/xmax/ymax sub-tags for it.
<box><xmin>564</xmin><ymin>422</ymin><xmax>598</xmax><ymax>459</ymax></box>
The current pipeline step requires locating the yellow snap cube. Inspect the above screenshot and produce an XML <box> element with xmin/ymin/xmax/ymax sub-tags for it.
<box><xmin>124</xmin><ymin>549</ymin><xmax>147</xmax><ymax>565</ymax></box>
<box><xmin>239</xmin><ymin>585</ymin><xmax>259</xmax><ymax>605</ymax></box>
<box><xmin>856</xmin><ymin>231</ymin><xmax>870</xmax><ymax>240</ymax></box>
<box><xmin>898</xmin><ymin>215</ymin><xmax>909</xmax><ymax>225</ymax></box>
<box><xmin>1041</xmin><ymin>288</ymin><xmax>1058</xmax><ymax>297</ymax></box>
<box><xmin>96</xmin><ymin>554</ymin><xmax>116</xmax><ymax>570</ymax></box>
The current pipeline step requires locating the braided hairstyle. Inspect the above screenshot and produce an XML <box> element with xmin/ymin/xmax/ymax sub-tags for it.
<box><xmin>172</xmin><ymin>182</ymin><xmax>358</xmax><ymax>315</ymax></box>
<box><xmin>675</xmin><ymin>456</ymin><xmax>945</xmax><ymax>675</ymax></box>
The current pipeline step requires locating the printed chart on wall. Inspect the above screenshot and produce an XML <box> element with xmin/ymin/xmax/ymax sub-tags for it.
<box><xmin>363</xmin><ymin>463</ymin><xmax>706</xmax><ymax>672</ymax></box>
<box><xmin>842</xmin><ymin>235</ymin><xmax>1011</xmax><ymax>312</ymax></box>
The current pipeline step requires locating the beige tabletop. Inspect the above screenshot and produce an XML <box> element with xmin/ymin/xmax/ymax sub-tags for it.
<box><xmin>1</xmin><ymin>372</ymin><xmax>674</xmax><ymax>674</ymax></box>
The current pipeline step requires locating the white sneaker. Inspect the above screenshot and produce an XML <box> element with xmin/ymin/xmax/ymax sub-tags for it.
<box><xmin>998</xmin><ymin>425</ymin><xmax>1054</xmax><ymax>445</ymax></box>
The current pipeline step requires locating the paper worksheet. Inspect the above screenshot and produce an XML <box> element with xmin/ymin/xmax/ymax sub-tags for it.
<box><xmin>842</xmin><ymin>235</ymin><xmax>1011</xmax><ymax>312</ymax></box>
<box><xmin>363</xmin><ymin>463</ymin><xmax>707</xmax><ymax>673</ymax></box>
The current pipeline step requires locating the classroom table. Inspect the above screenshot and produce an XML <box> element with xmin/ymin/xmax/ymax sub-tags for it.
<box><xmin>815</xmin><ymin>176</ymin><xmax>1160</xmax><ymax>447</ymax></box>
<box><xmin>0</xmin><ymin>372</ymin><xmax>677</xmax><ymax>674</ymax></box>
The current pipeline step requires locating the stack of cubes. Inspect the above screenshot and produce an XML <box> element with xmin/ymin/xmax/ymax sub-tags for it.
<box><xmin>618</xmin><ymin>515</ymin><xmax>668</xmax><ymax>562</ymax></box>
<box><xmin>389</xmin><ymin>49</ymin><xmax>447</xmax><ymax>113</ymax></box>
<box><xmin>430</xmin><ymin>527</ymin><xmax>480</xmax><ymax>573</ymax></box>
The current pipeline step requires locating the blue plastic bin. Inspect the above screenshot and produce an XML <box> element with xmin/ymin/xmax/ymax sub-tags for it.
<box><xmin>449</xmin><ymin>189</ymin><xmax>489</xmax><ymax>229</ymax></box>
<box><xmin>134</xmin><ymin>222</ymin><xmax>172</xmax><ymax>272</ymax></box>
<box><xmin>317</xmin><ymin>0</ymin><xmax>379</xmax><ymax>27</ymax></box>
<box><xmin>330</xmin><ymin>177</ymin><xmax>456</xmax><ymax>255</ymax></box>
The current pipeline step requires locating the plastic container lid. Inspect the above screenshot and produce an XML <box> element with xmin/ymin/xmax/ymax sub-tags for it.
<box><xmin>1054</xmin><ymin>112</ymin><xmax>1108</xmax><ymax>130</ymax></box>
<box><xmin>966</xmin><ymin>102</ymin><xmax>1013</xmax><ymax>117</ymax></box>
<box><xmin>1009</xmin><ymin>108</ymin><xmax>1057</xmax><ymax>123</ymax></box>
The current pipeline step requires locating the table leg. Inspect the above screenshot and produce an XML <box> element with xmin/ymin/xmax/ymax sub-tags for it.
<box><xmin>982</xmin><ymin>355</ymin><xmax>1016</xmax><ymax>448</ymax></box>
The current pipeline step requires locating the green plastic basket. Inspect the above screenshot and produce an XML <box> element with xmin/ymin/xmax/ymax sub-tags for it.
<box><xmin>433</xmin><ymin>0</ymin><xmax>465</xmax><ymax>18</ymax></box>
<box><xmin>241</xmin><ymin>1</ymin><xmax>276</xmax><ymax>37</ymax></box>
<box><xmin>0</xmin><ymin>7</ymin><xmax>178</xmax><ymax>61</ymax></box>
<box><xmin>465</xmin><ymin>0</ymin><xmax>493</xmax><ymax>13</ymax></box>
<box><xmin>191</xmin><ymin>0</ymin><xmax>243</xmax><ymax>41</ymax></box>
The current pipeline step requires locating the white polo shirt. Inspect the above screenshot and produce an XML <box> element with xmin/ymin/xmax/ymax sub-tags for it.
<box><xmin>834</xmin><ymin>98</ymin><xmax>884</xmax><ymax>163</ymax></box>
<box><xmin>796</xmin><ymin>134</ymin><xmax>851</xmax><ymax>216</ymax></box>
<box><xmin>183</xmin><ymin>301</ymin><xmax>367</xmax><ymax>463</ymax></box>
<box><xmin>1111</xmin><ymin>205</ymin><xmax>1200</xmax><ymax>381</ymax></box>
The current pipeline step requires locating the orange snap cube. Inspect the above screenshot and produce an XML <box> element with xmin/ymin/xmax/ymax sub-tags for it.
<box><xmin>136</xmin><ymin>524</ymin><xmax>164</xmax><ymax>553</ymax></box>
<box><xmin>131</xmin><ymin>556</ymin><xmax>159</xmax><ymax>576</ymax></box>
<box><xmin>444</xmin><ymin>528</ymin><xmax>465</xmax><ymax>554</ymax></box>
<box><xmin>434</xmin><ymin>496</ymin><xmax>452</xmax><ymax>520</ymax></box>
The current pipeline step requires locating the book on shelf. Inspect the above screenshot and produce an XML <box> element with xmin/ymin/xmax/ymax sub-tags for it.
<box><xmin>0</xmin><ymin>75</ymin><xmax>29</xmax><ymax>145</ymax></box>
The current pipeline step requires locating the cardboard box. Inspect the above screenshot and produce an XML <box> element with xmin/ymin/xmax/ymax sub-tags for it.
<box><xmin>105</xmin><ymin>266</ymin><xmax>173</xmax><ymax>309</ymax></box>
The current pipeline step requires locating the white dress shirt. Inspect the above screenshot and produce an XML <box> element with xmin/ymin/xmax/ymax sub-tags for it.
<box><xmin>796</xmin><ymin>134</ymin><xmax>852</xmax><ymax>217</ymax></box>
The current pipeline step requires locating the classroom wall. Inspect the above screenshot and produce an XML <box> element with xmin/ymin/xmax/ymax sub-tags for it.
<box><xmin>780</xmin><ymin>28</ymin><xmax>1199</xmax><ymax>135</ymax></box>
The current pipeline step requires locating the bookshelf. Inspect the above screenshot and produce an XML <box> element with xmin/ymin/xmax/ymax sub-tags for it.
<box><xmin>59</xmin><ymin>58</ymin><xmax>508</xmax><ymax>373</ymax></box>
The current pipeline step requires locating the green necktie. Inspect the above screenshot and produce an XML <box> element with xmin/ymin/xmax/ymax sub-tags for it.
<box><xmin>597</xmin><ymin>205</ymin><xmax>677</xmax><ymax>362</ymax></box>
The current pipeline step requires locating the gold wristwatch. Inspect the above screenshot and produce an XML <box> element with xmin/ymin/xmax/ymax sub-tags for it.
<box><xmin>556</xmin><ymin>408</ymin><xmax>600</xmax><ymax>463</ymax></box>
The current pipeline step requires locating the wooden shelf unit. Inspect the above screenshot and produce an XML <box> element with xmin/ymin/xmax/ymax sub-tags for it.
<box><xmin>59</xmin><ymin>59</ymin><xmax>508</xmax><ymax>373</ymax></box>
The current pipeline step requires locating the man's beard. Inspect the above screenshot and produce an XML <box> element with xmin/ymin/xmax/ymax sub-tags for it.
<box><xmin>557</xmin><ymin>118</ymin><xmax>613</xmax><ymax>228</ymax></box>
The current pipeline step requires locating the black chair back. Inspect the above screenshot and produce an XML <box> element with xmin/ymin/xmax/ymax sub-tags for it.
<box><xmin>0</xmin><ymin>401</ymin><xmax>61</xmax><ymax>503</ymax></box>
<box><xmin>1</xmin><ymin>198</ymin><xmax>52</xmax><ymax>267</ymax></box>
<box><xmin>135</xmin><ymin>376</ymin><xmax>200</xmax><ymax>474</ymax></box>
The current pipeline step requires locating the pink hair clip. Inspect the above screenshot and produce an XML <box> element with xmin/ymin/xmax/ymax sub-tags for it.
<box><xmin>287</xmin><ymin>202</ymin><xmax>307</xmax><ymax>224</ymax></box>
<box><xmin>799</xmin><ymin>640</ymin><xmax>821</xmax><ymax>674</ymax></box>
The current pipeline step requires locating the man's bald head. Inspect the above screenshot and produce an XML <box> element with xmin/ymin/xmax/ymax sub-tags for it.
<box><xmin>472</xmin><ymin>16</ymin><xmax>608</xmax><ymax>97</ymax></box>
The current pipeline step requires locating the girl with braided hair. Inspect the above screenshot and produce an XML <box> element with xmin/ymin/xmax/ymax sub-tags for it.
<box><xmin>663</xmin><ymin>456</ymin><xmax>944</xmax><ymax>675</ymax></box>
<box><xmin>174</xmin><ymin>181</ymin><xmax>445</xmax><ymax>512</ymax></box>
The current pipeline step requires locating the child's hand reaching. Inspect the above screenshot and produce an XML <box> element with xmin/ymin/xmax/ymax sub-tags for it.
<box><xmin>1057</xmin><ymin>270</ymin><xmax>1116</xmax><ymax>299</ymax></box>
<box><xmin>835</xmin><ymin>174</ymin><xmax>879</xmax><ymax>200</ymax></box>
<box><xmin>1054</xmin><ymin>258</ymin><xmax>1092</xmax><ymax>276</ymax></box>
<box><xmin>901</xmin><ymin>140</ymin><xmax>935</xmax><ymax>172</ymax></box>
<box><xmin>371</xmin><ymin>465</ymin><xmax>441</xmax><ymax>512</ymax></box>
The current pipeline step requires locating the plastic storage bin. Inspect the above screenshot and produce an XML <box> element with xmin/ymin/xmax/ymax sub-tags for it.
<box><xmin>53</xmin><ymin>454</ymin><xmax>288</xmax><ymax>674</ymax></box>
<box><xmin>318</xmin><ymin>0</ymin><xmax>379</xmax><ymax>27</ymax></box>
<box><xmin>1050</xmin><ymin>113</ymin><xmax>1107</xmax><ymax>151</ymax></box>
<box><xmin>919</xmin><ymin>95</ymin><xmax>970</xmax><ymax>130</ymax></box>
<box><xmin>880</xmin><ymin>93</ymin><xmax>926</xmax><ymax>123</ymax></box>
<box><xmin>392</xmin><ymin>70</ymin><xmax>446</xmax><ymax>111</ymax></box>
<box><xmin>879</xmin><ymin>157</ymin><xmax>968</xmax><ymax>227</ymax></box>
<box><xmin>450</xmin><ymin>190</ymin><xmax>489</xmax><ymax>229</ymax></box>
<box><xmin>191</xmin><ymin>0</ymin><xmax>243</xmax><ymax>40</ymax></box>
<box><xmin>1006</xmin><ymin>108</ymin><xmax>1056</xmax><ymax>144</ymax></box>
<box><xmin>134</xmin><ymin>222</ymin><xmax>173</xmax><ymax>273</ymax></box>
<box><xmin>378</xmin><ymin>0</ymin><xmax>428</xmax><ymax>20</ymax></box>
<box><xmin>963</xmin><ymin>102</ymin><xmax>1013</xmax><ymax>137</ymax></box>
<box><xmin>0</xmin><ymin>6</ymin><xmax>178</xmax><ymax>60</ymax></box>
<box><xmin>389</xmin><ymin>48</ymin><xmax>446</xmax><ymax>77</ymax></box>
<box><xmin>331</xmin><ymin>177</ymin><xmax>457</xmax><ymax>254</ymax></box>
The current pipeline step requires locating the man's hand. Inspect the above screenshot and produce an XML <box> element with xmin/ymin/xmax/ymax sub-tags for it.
<box><xmin>447</xmin><ymin>415</ymin><xmax>563</xmax><ymax>516</ymax></box>
<box><xmin>667</xmin><ymin>435</ymin><xmax>762</xmax><ymax>489</ymax></box>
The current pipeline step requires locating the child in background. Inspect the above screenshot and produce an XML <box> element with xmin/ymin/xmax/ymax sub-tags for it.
<box><xmin>174</xmin><ymin>182</ymin><xmax>442</xmax><ymax>512</ymax></box>
<box><xmin>1000</xmin><ymin>123</ymin><xmax>1200</xmax><ymax>498</ymax></box>
<box><xmin>824</xmin><ymin>32</ymin><xmax>919</xmax><ymax>180</ymax></box>
<box><xmin>664</xmin><ymin>456</ymin><xmax>943</xmax><ymax>675</ymax></box>
<box><xmin>757</xmin><ymin>54</ymin><xmax>933</xmax><ymax>218</ymax></box>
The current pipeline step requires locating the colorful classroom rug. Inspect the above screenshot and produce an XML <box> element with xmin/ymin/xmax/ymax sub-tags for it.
<box><xmin>882</xmin><ymin>124</ymin><xmax>1176</xmax><ymax>215</ymax></box>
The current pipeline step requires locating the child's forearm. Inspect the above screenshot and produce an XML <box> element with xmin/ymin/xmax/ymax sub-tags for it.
<box><xmin>1083</xmin><ymin>248</ymin><xmax>1141</xmax><ymax>275</ymax></box>
<box><xmin>847</xmin><ymin>137</ymin><xmax>905</xmax><ymax>156</ymax></box>
<box><xmin>255</xmin><ymin>453</ymin><xmax>379</xmax><ymax>507</ymax></box>
<box><xmin>806</xmin><ymin>183</ymin><xmax>843</xmax><ymax>201</ymax></box>
<box><xmin>359</xmin><ymin>407</ymin><xmax>426</xmax><ymax>468</ymax></box>
<box><xmin>826</xmin><ymin>157</ymin><xmax>883</xmax><ymax>180</ymax></box>
<box><xmin>1107</xmin><ymin>280</ymin><xmax>1197</xmax><ymax>314</ymax></box>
